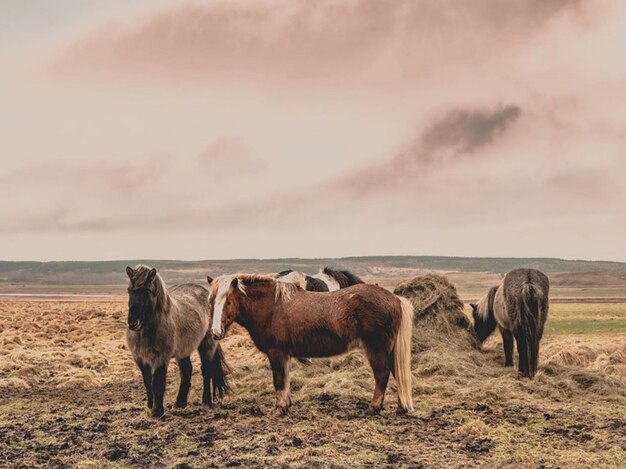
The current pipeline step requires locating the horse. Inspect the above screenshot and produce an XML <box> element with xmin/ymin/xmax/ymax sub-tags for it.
<box><xmin>206</xmin><ymin>273</ymin><xmax>414</xmax><ymax>415</ymax></box>
<box><xmin>126</xmin><ymin>265</ymin><xmax>230</xmax><ymax>418</ymax></box>
<box><xmin>274</xmin><ymin>266</ymin><xmax>364</xmax><ymax>292</ymax></box>
<box><xmin>470</xmin><ymin>268</ymin><xmax>549</xmax><ymax>378</ymax></box>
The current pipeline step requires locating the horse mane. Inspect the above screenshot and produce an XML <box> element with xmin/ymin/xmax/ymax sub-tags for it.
<box><xmin>129</xmin><ymin>264</ymin><xmax>170</xmax><ymax>311</ymax></box>
<box><xmin>274</xmin><ymin>270</ymin><xmax>308</xmax><ymax>291</ymax></box>
<box><xmin>476</xmin><ymin>284</ymin><xmax>499</xmax><ymax>320</ymax></box>
<box><xmin>214</xmin><ymin>273</ymin><xmax>299</xmax><ymax>303</ymax></box>
<box><xmin>321</xmin><ymin>267</ymin><xmax>364</xmax><ymax>289</ymax></box>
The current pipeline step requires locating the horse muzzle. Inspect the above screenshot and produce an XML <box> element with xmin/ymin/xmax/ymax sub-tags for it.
<box><xmin>128</xmin><ymin>320</ymin><xmax>143</xmax><ymax>332</ymax></box>
<box><xmin>211</xmin><ymin>329</ymin><xmax>224</xmax><ymax>340</ymax></box>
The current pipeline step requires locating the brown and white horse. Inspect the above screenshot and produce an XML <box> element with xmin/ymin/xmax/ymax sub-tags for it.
<box><xmin>274</xmin><ymin>267</ymin><xmax>364</xmax><ymax>292</ymax></box>
<box><xmin>207</xmin><ymin>274</ymin><xmax>414</xmax><ymax>415</ymax></box>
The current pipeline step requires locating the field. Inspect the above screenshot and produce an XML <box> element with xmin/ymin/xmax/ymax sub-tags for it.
<box><xmin>1</xmin><ymin>289</ymin><xmax>625</xmax><ymax>468</ymax></box>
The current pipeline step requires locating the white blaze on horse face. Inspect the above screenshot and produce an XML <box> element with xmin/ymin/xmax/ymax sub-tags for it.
<box><xmin>211</xmin><ymin>278</ymin><xmax>232</xmax><ymax>338</ymax></box>
<box><xmin>212</xmin><ymin>301</ymin><xmax>224</xmax><ymax>337</ymax></box>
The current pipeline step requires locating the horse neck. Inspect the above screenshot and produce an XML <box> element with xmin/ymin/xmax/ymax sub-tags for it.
<box><xmin>236</xmin><ymin>288</ymin><xmax>277</xmax><ymax>337</ymax></box>
<box><xmin>153</xmin><ymin>280</ymin><xmax>171</xmax><ymax>316</ymax></box>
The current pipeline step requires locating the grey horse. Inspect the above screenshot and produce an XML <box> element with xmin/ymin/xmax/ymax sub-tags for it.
<box><xmin>471</xmin><ymin>269</ymin><xmax>549</xmax><ymax>378</ymax></box>
<box><xmin>126</xmin><ymin>265</ymin><xmax>229</xmax><ymax>417</ymax></box>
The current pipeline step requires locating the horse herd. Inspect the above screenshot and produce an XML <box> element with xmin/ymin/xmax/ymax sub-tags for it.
<box><xmin>125</xmin><ymin>265</ymin><xmax>549</xmax><ymax>418</ymax></box>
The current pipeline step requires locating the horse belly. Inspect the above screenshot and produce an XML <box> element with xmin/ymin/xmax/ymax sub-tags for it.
<box><xmin>172</xmin><ymin>312</ymin><xmax>209</xmax><ymax>359</ymax></box>
<box><xmin>290</xmin><ymin>330</ymin><xmax>353</xmax><ymax>358</ymax></box>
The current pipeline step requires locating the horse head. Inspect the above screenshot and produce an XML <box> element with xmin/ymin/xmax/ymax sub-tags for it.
<box><xmin>470</xmin><ymin>285</ymin><xmax>499</xmax><ymax>342</ymax></box>
<box><xmin>126</xmin><ymin>265</ymin><xmax>159</xmax><ymax>332</ymax></box>
<box><xmin>208</xmin><ymin>275</ymin><xmax>244</xmax><ymax>340</ymax></box>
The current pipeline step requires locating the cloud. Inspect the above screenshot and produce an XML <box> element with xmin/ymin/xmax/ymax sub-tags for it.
<box><xmin>0</xmin><ymin>104</ymin><xmax>521</xmax><ymax>233</ymax></box>
<box><xmin>199</xmin><ymin>137</ymin><xmax>266</xmax><ymax>175</ymax></box>
<box><xmin>338</xmin><ymin>105</ymin><xmax>522</xmax><ymax>195</ymax></box>
<box><xmin>0</xmin><ymin>136</ymin><xmax>269</xmax><ymax>234</ymax></box>
<box><xmin>0</xmin><ymin>159</ymin><xmax>161</xmax><ymax>197</ymax></box>
<box><xmin>419</xmin><ymin>106</ymin><xmax>522</xmax><ymax>156</ymax></box>
<box><xmin>52</xmin><ymin>0</ymin><xmax>580</xmax><ymax>85</ymax></box>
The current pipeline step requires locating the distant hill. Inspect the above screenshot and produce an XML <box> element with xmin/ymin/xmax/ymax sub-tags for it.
<box><xmin>1</xmin><ymin>256</ymin><xmax>625</xmax><ymax>287</ymax></box>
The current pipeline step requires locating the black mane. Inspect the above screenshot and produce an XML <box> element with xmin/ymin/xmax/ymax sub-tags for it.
<box><xmin>322</xmin><ymin>267</ymin><xmax>364</xmax><ymax>289</ymax></box>
<box><xmin>275</xmin><ymin>270</ymin><xmax>294</xmax><ymax>278</ymax></box>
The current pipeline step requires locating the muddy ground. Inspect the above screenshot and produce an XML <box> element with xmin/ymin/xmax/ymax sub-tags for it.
<box><xmin>0</xmin><ymin>300</ymin><xmax>625</xmax><ymax>468</ymax></box>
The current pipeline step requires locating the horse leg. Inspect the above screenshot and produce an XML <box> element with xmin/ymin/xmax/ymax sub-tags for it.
<box><xmin>500</xmin><ymin>327</ymin><xmax>514</xmax><ymax>367</ymax></box>
<box><xmin>515</xmin><ymin>332</ymin><xmax>529</xmax><ymax>377</ymax></box>
<box><xmin>198</xmin><ymin>336</ymin><xmax>217</xmax><ymax>407</ymax></box>
<box><xmin>387</xmin><ymin>351</ymin><xmax>405</xmax><ymax>413</ymax></box>
<box><xmin>175</xmin><ymin>357</ymin><xmax>192</xmax><ymax>409</ymax></box>
<box><xmin>365</xmin><ymin>348</ymin><xmax>391</xmax><ymax>415</ymax></box>
<box><xmin>137</xmin><ymin>360</ymin><xmax>153</xmax><ymax>409</ymax></box>
<box><xmin>267</xmin><ymin>349</ymin><xmax>291</xmax><ymax>415</ymax></box>
<box><xmin>151</xmin><ymin>363</ymin><xmax>168</xmax><ymax>418</ymax></box>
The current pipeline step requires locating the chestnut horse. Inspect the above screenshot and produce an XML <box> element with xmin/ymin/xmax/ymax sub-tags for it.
<box><xmin>207</xmin><ymin>274</ymin><xmax>414</xmax><ymax>415</ymax></box>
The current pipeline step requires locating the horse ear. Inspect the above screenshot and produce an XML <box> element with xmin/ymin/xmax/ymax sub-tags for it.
<box><xmin>207</xmin><ymin>276</ymin><xmax>213</xmax><ymax>285</ymax></box>
<box><xmin>147</xmin><ymin>268</ymin><xmax>157</xmax><ymax>283</ymax></box>
<box><xmin>126</xmin><ymin>266</ymin><xmax>134</xmax><ymax>279</ymax></box>
<box><xmin>231</xmin><ymin>277</ymin><xmax>238</xmax><ymax>289</ymax></box>
<box><xmin>470</xmin><ymin>303</ymin><xmax>477</xmax><ymax>311</ymax></box>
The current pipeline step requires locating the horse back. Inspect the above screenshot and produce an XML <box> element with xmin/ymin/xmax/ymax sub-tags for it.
<box><xmin>279</xmin><ymin>284</ymin><xmax>402</xmax><ymax>356</ymax></box>
<box><xmin>497</xmin><ymin>269</ymin><xmax>549</xmax><ymax>330</ymax></box>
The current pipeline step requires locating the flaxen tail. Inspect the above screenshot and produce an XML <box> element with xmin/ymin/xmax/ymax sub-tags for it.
<box><xmin>517</xmin><ymin>282</ymin><xmax>544</xmax><ymax>378</ymax></box>
<box><xmin>211</xmin><ymin>343</ymin><xmax>231</xmax><ymax>399</ymax></box>
<box><xmin>394</xmin><ymin>297</ymin><xmax>415</xmax><ymax>412</ymax></box>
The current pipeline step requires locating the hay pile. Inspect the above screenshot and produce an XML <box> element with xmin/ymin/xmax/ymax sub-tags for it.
<box><xmin>394</xmin><ymin>274</ymin><xmax>480</xmax><ymax>354</ymax></box>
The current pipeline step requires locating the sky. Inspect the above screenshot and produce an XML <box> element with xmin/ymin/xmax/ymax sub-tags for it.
<box><xmin>1</xmin><ymin>0</ymin><xmax>625</xmax><ymax>262</ymax></box>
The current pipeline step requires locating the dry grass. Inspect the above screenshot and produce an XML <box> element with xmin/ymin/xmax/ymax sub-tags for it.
<box><xmin>1</xmin><ymin>295</ymin><xmax>625</xmax><ymax>468</ymax></box>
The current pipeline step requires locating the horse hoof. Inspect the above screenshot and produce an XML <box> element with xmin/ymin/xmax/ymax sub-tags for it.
<box><xmin>273</xmin><ymin>406</ymin><xmax>289</xmax><ymax>417</ymax></box>
<box><xmin>396</xmin><ymin>407</ymin><xmax>409</xmax><ymax>416</ymax></box>
<box><xmin>202</xmin><ymin>401</ymin><xmax>213</xmax><ymax>409</ymax></box>
<box><xmin>151</xmin><ymin>407</ymin><xmax>165</xmax><ymax>418</ymax></box>
<box><xmin>365</xmin><ymin>406</ymin><xmax>382</xmax><ymax>416</ymax></box>
<box><xmin>175</xmin><ymin>400</ymin><xmax>188</xmax><ymax>409</ymax></box>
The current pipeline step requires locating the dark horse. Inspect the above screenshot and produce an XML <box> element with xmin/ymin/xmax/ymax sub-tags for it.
<box><xmin>207</xmin><ymin>274</ymin><xmax>414</xmax><ymax>415</ymax></box>
<box><xmin>126</xmin><ymin>265</ymin><xmax>229</xmax><ymax>417</ymax></box>
<box><xmin>471</xmin><ymin>268</ymin><xmax>549</xmax><ymax>378</ymax></box>
<box><xmin>274</xmin><ymin>266</ymin><xmax>364</xmax><ymax>292</ymax></box>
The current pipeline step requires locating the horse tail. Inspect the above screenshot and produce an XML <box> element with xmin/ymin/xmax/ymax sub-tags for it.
<box><xmin>516</xmin><ymin>280</ymin><xmax>544</xmax><ymax>378</ymax></box>
<box><xmin>394</xmin><ymin>297</ymin><xmax>415</xmax><ymax>412</ymax></box>
<box><xmin>211</xmin><ymin>342</ymin><xmax>231</xmax><ymax>398</ymax></box>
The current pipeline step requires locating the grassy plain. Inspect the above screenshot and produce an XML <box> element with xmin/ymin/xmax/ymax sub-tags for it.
<box><xmin>0</xmin><ymin>294</ymin><xmax>624</xmax><ymax>468</ymax></box>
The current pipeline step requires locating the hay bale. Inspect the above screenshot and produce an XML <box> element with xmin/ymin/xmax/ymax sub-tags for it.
<box><xmin>394</xmin><ymin>274</ymin><xmax>480</xmax><ymax>354</ymax></box>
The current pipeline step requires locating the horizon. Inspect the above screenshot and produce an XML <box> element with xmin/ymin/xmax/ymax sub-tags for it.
<box><xmin>2</xmin><ymin>253</ymin><xmax>625</xmax><ymax>265</ymax></box>
<box><xmin>2</xmin><ymin>1</ymin><xmax>625</xmax><ymax>261</ymax></box>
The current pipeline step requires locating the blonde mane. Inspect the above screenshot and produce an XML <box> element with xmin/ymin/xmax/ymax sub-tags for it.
<box><xmin>211</xmin><ymin>273</ymin><xmax>299</xmax><ymax>303</ymax></box>
<box><xmin>476</xmin><ymin>284</ymin><xmax>499</xmax><ymax>319</ymax></box>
